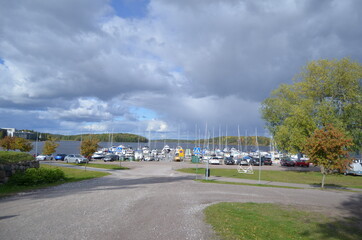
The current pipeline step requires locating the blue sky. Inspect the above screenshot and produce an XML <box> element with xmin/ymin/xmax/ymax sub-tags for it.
<box><xmin>130</xmin><ymin>107</ymin><xmax>158</xmax><ymax>120</ymax></box>
<box><xmin>0</xmin><ymin>0</ymin><xmax>361</xmax><ymax>140</ymax></box>
<box><xmin>111</xmin><ymin>0</ymin><xmax>149</xmax><ymax>18</ymax></box>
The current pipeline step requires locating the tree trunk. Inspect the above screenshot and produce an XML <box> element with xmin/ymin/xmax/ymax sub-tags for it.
<box><xmin>320</xmin><ymin>165</ymin><xmax>326</xmax><ymax>188</ymax></box>
<box><xmin>321</xmin><ymin>173</ymin><xmax>326</xmax><ymax>188</ymax></box>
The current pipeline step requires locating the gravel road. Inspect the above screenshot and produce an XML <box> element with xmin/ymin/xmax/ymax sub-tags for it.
<box><xmin>0</xmin><ymin>161</ymin><xmax>361</xmax><ymax>240</ymax></box>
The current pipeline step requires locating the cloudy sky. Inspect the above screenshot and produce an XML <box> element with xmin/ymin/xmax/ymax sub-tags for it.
<box><xmin>1</xmin><ymin>0</ymin><xmax>361</xmax><ymax>139</ymax></box>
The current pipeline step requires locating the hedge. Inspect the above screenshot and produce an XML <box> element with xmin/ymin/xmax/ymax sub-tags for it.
<box><xmin>0</xmin><ymin>151</ymin><xmax>35</xmax><ymax>164</ymax></box>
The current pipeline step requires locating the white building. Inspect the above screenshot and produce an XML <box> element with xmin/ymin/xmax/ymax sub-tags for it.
<box><xmin>2</xmin><ymin>128</ymin><xmax>15</xmax><ymax>137</ymax></box>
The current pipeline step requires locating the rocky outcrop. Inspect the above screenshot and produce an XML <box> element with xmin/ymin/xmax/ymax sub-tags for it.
<box><xmin>0</xmin><ymin>161</ymin><xmax>39</xmax><ymax>184</ymax></box>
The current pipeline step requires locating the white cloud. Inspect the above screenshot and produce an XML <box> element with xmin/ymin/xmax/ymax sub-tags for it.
<box><xmin>146</xmin><ymin>119</ymin><xmax>168</xmax><ymax>132</ymax></box>
<box><xmin>40</xmin><ymin>98</ymin><xmax>112</xmax><ymax>122</ymax></box>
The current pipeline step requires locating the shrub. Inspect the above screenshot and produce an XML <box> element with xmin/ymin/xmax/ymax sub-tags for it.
<box><xmin>9</xmin><ymin>168</ymin><xmax>65</xmax><ymax>186</ymax></box>
<box><xmin>0</xmin><ymin>151</ymin><xmax>34</xmax><ymax>164</ymax></box>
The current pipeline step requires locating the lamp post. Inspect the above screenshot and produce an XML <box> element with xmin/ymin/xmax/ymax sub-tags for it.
<box><xmin>35</xmin><ymin>132</ymin><xmax>39</xmax><ymax>156</ymax></box>
<box><xmin>256</xmin><ymin>128</ymin><xmax>261</xmax><ymax>184</ymax></box>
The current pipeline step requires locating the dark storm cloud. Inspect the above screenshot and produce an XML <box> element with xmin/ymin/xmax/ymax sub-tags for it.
<box><xmin>0</xmin><ymin>0</ymin><xmax>361</xmax><ymax>137</ymax></box>
<box><xmin>149</xmin><ymin>0</ymin><xmax>362</xmax><ymax>102</ymax></box>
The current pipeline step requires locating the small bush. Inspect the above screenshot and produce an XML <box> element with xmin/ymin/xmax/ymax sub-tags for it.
<box><xmin>0</xmin><ymin>151</ymin><xmax>34</xmax><ymax>164</ymax></box>
<box><xmin>9</xmin><ymin>168</ymin><xmax>65</xmax><ymax>186</ymax></box>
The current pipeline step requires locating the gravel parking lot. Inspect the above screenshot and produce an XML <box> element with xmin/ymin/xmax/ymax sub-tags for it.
<box><xmin>0</xmin><ymin>161</ymin><xmax>360</xmax><ymax>240</ymax></box>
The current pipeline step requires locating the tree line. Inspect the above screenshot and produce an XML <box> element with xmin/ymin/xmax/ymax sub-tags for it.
<box><xmin>50</xmin><ymin>133</ymin><xmax>148</xmax><ymax>143</ymax></box>
<box><xmin>153</xmin><ymin>136</ymin><xmax>271</xmax><ymax>147</ymax></box>
<box><xmin>0</xmin><ymin>131</ymin><xmax>149</xmax><ymax>143</ymax></box>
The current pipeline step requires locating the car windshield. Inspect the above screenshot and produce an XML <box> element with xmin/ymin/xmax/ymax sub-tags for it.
<box><xmin>74</xmin><ymin>154</ymin><xmax>82</xmax><ymax>157</ymax></box>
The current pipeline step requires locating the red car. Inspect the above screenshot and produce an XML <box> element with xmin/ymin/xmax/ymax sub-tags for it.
<box><xmin>280</xmin><ymin>157</ymin><xmax>295</xmax><ymax>167</ymax></box>
<box><xmin>295</xmin><ymin>159</ymin><xmax>310</xmax><ymax>167</ymax></box>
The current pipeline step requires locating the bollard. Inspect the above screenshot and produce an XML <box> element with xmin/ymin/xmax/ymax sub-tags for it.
<box><xmin>205</xmin><ymin>168</ymin><xmax>210</xmax><ymax>177</ymax></box>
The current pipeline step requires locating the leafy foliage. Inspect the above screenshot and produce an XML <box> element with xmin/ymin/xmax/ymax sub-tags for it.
<box><xmin>0</xmin><ymin>136</ymin><xmax>16</xmax><ymax>151</ymax></box>
<box><xmin>14</xmin><ymin>137</ymin><xmax>33</xmax><ymax>152</ymax></box>
<box><xmin>304</xmin><ymin>124</ymin><xmax>353</xmax><ymax>188</ymax></box>
<box><xmin>261</xmin><ymin>58</ymin><xmax>362</xmax><ymax>153</ymax></box>
<box><xmin>8</xmin><ymin>167</ymin><xmax>65</xmax><ymax>186</ymax></box>
<box><xmin>42</xmin><ymin>137</ymin><xmax>59</xmax><ymax>155</ymax></box>
<box><xmin>0</xmin><ymin>165</ymin><xmax>110</xmax><ymax>197</ymax></box>
<box><xmin>80</xmin><ymin>137</ymin><xmax>100</xmax><ymax>158</ymax></box>
<box><xmin>0</xmin><ymin>151</ymin><xmax>35</xmax><ymax>164</ymax></box>
<box><xmin>0</xmin><ymin>136</ymin><xmax>33</xmax><ymax>152</ymax></box>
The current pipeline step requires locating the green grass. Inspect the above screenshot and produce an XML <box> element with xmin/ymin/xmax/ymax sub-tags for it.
<box><xmin>204</xmin><ymin>202</ymin><xmax>362</xmax><ymax>240</ymax></box>
<box><xmin>0</xmin><ymin>151</ymin><xmax>34</xmax><ymax>163</ymax></box>
<box><xmin>178</xmin><ymin>168</ymin><xmax>362</xmax><ymax>189</ymax></box>
<box><xmin>63</xmin><ymin>162</ymin><xmax>129</xmax><ymax>170</ymax></box>
<box><xmin>196</xmin><ymin>179</ymin><xmax>302</xmax><ymax>189</ymax></box>
<box><xmin>0</xmin><ymin>164</ymin><xmax>109</xmax><ymax>197</ymax></box>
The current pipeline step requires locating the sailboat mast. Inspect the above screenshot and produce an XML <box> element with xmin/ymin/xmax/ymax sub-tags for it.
<box><xmin>212</xmin><ymin>127</ymin><xmax>215</xmax><ymax>151</ymax></box>
<box><xmin>238</xmin><ymin>125</ymin><xmax>241</xmax><ymax>151</ymax></box>
<box><xmin>245</xmin><ymin>130</ymin><xmax>248</xmax><ymax>153</ymax></box>
<box><xmin>225</xmin><ymin>125</ymin><xmax>228</xmax><ymax>150</ymax></box>
<box><xmin>256</xmin><ymin>128</ymin><xmax>261</xmax><ymax>183</ymax></box>
<box><xmin>218</xmin><ymin>125</ymin><xmax>221</xmax><ymax>150</ymax></box>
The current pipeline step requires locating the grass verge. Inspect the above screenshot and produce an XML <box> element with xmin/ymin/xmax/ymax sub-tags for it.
<box><xmin>0</xmin><ymin>164</ymin><xmax>109</xmax><ymax>197</ymax></box>
<box><xmin>205</xmin><ymin>202</ymin><xmax>362</xmax><ymax>240</ymax></box>
<box><xmin>178</xmin><ymin>168</ymin><xmax>362</xmax><ymax>189</ymax></box>
<box><xmin>196</xmin><ymin>179</ymin><xmax>302</xmax><ymax>189</ymax></box>
<box><xmin>62</xmin><ymin>162</ymin><xmax>129</xmax><ymax>170</ymax></box>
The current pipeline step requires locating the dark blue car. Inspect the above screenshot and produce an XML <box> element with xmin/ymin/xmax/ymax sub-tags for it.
<box><xmin>55</xmin><ymin>154</ymin><xmax>67</xmax><ymax>161</ymax></box>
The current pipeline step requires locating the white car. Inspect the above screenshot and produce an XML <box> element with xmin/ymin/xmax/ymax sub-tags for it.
<box><xmin>209</xmin><ymin>157</ymin><xmax>220</xmax><ymax>165</ymax></box>
<box><xmin>64</xmin><ymin>154</ymin><xmax>89</xmax><ymax>164</ymax></box>
<box><xmin>345</xmin><ymin>159</ymin><xmax>362</xmax><ymax>176</ymax></box>
<box><xmin>36</xmin><ymin>154</ymin><xmax>53</xmax><ymax>161</ymax></box>
<box><xmin>91</xmin><ymin>152</ymin><xmax>105</xmax><ymax>160</ymax></box>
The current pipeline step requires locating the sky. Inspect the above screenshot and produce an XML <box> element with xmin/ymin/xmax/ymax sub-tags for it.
<box><xmin>0</xmin><ymin>0</ymin><xmax>361</xmax><ymax>140</ymax></box>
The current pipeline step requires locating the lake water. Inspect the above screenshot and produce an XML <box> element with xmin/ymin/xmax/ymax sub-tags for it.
<box><xmin>28</xmin><ymin>141</ymin><xmax>269</xmax><ymax>155</ymax></box>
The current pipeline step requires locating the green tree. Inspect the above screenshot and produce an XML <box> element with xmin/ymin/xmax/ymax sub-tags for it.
<box><xmin>0</xmin><ymin>136</ymin><xmax>33</xmax><ymax>152</ymax></box>
<box><xmin>261</xmin><ymin>58</ymin><xmax>362</xmax><ymax>154</ymax></box>
<box><xmin>42</xmin><ymin>137</ymin><xmax>59</xmax><ymax>155</ymax></box>
<box><xmin>80</xmin><ymin>138</ymin><xmax>100</xmax><ymax>159</ymax></box>
<box><xmin>0</xmin><ymin>136</ymin><xmax>16</xmax><ymax>151</ymax></box>
<box><xmin>304</xmin><ymin>124</ymin><xmax>353</xmax><ymax>188</ymax></box>
<box><xmin>15</xmin><ymin>137</ymin><xmax>33</xmax><ymax>152</ymax></box>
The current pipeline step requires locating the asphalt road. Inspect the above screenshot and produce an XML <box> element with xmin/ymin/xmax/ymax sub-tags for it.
<box><xmin>0</xmin><ymin>162</ymin><xmax>361</xmax><ymax>240</ymax></box>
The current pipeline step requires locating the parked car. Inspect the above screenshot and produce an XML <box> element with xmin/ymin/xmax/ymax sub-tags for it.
<box><xmin>295</xmin><ymin>159</ymin><xmax>310</xmax><ymax>167</ymax></box>
<box><xmin>92</xmin><ymin>152</ymin><xmax>105</xmax><ymax>160</ymax></box>
<box><xmin>209</xmin><ymin>157</ymin><xmax>220</xmax><ymax>165</ymax></box>
<box><xmin>280</xmin><ymin>157</ymin><xmax>296</xmax><ymax>167</ymax></box>
<box><xmin>224</xmin><ymin>157</ymin><xmax>234</xmax><ymax>165</ymax></box>
<box><xmin>344</xmin><ymin>159</ymin><xmax>362</xmax><ymax>176</ymax></box>
<box><xmin>103</xmin><ymin>154</ymin><xmax>119</xmax><ymax>162</ymax></box>
<box><xmin>64</xmin><ymin>154</ymin><xmax>88</xmax><ymax>164</ymax></box>
<box><xmin>261</xmin><ymin>156</ymin><xmax>273</xmax><ymax>165</ymax></box>
<box><xmin>250</xmin><ymin>157</ymin><xmax>264</xmax><ymax>166</ymax></box>
<box><xmin>54</xmin><ymin>154</ymin><xmax>67</xmax><ymax>161</ymax></box>
<box><xmin>239</xmin><ymin>156</ymin><xmax>252</xmax><ymax>165</ymax></box>
<box><xmin>145</xmin><ymin>155</ymin><xmax>156</xmax><ymax>161</ymax></box>
<box><xmin>36</xmin><ymin>154</ymin><xmax>53</xmax><ymax>161</ymax></box>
